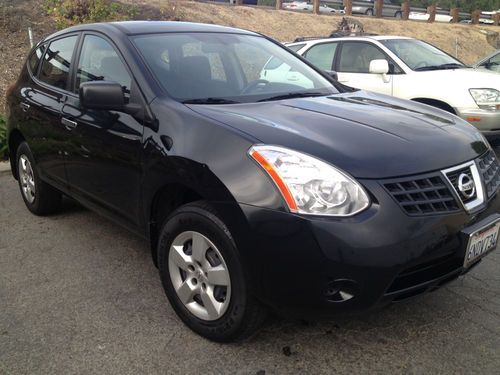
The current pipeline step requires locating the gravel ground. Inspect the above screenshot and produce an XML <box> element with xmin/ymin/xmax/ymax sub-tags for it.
<box><xmin>0</xmin><ymin>149</ymin><xmax>499</xmax><ymax>374</ymax></box>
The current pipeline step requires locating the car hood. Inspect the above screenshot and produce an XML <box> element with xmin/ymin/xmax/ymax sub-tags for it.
<box><xmin>187</xmin><ymin>91</ymin><xmax>488</xmax><ymax>179</ymax></box>
<box><xmin>415</xmin><ymin>67</ymin><xmax>500</xmax><ymax>83</ymax></box>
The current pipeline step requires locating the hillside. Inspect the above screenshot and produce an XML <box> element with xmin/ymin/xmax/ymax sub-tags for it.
<box><xmin>1</xmin><ymin>0</ymin><xmax>499</xmax><ymax>111</ymax></box>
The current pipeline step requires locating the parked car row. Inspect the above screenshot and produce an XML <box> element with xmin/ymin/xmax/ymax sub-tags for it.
<box><xmin>280</xmin><ymin>35</ymin><xmax>500</xmax><ymax>140</ymax></box>
<box><xmin>283</xmin><ymin>1</ymin><xmax>344</xmax><ymax>14</ymax></box>
<box><xmin>6</xmin><ymin>21</ymin><xmax>500</xmax><ymax>343</ymax></box>
<box><xmin>282</xmin><ymin>1</ymin><xmax>499</xmax><ymax>24</ymax></box>
<box><xmin>350</xmin><ymin>0</ymin><xmax>402</xmax><ymax>18</ymax></box>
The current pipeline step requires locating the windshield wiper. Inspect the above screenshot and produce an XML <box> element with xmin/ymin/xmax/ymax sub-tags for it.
<box><xmin>414</xmin><ymin>63</ymin><xmax>465</xmax><ymax>71</ymax></box>
<box><xmin>258</xmin><ymin>92</ymin><xmax>328</xmax><ymax>102</ymax></box>
<box><xmin>182</xmin><ymin>98</ymin><xmax>240</xmax><ymax>105</ymax></box>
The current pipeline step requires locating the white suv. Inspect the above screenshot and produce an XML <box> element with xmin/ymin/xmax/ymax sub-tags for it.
<box><xmin>282</xmin><ymin>36</ymin><xmax>500</xmax><ymax>140</ymax></box>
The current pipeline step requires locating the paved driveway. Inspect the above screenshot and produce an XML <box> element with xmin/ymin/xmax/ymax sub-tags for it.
<box><xmin>1</xmin><ymin>150</ymin><xmax>499</xmax><ymax>374</ymax></box>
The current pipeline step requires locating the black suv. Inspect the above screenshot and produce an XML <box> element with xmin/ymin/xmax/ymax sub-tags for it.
<box><xmin>6</xmin><ymin>21</ymin><xmax>500</xmax><ymax>342</ymax></box>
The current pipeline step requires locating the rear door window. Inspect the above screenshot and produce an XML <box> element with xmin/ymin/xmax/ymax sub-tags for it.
<box><xmin>304</xmin><ymin>43</ymin><xmax>338</xmax><ymax>71</ymax></box>
<box><xmin>39</xmin><ymin>35</ymin><xmax>78</xmax><ymax>90</ymax></box>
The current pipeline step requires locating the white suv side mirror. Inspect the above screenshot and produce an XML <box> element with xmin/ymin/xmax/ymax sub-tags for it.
<box><xmin>369</xmin><ymin>59</ymin><xmax>390</xmax><ymax>74</ymax></box>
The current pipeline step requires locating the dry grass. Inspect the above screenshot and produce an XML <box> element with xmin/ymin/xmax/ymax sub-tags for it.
<box><xmin>1</xmin><ymin>0</ymin><xmax>499</xmax><ymax>110</ymax></box>
<box><xmin>131</xmin><ymin>1</ymin><xmax>499</xmax><ymax>65</ymax></box>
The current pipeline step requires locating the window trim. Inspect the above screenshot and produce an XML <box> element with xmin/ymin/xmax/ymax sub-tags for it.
<box><xmin>36</xmin><ymin>32</ymin><xmax>82</xmax><ymax>95</ymax></box>
<box><xmin>335</xmin><ymin>40</ymin><xmax>405</xmax><ymax>75</ymax></box>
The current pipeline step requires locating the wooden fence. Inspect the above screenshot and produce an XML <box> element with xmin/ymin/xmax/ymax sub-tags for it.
<box><xmin>233</xmin><ymin>1</ymin><xmax>500</xmax><ymax>25</ymax></box>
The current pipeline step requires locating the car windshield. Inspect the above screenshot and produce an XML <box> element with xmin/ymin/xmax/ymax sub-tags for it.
<box><xmin>381</xmin><ymin>39</ymin><xmax>465</xmax><ymax>71</ymax></box>
<box><xmin>132</xmin><ymin>33</ymin><xmax>338</xmax><ymax>103</ymax></box>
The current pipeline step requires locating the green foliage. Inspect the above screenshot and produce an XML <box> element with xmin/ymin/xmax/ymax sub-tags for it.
<box><xmin>44</xmin><ymin>0</ymin><xmax>139</xmax><ymax>29</ymax></box>
<box><xmin>0</xmin><ymin>114</ymin><xmax>7</xmax><ymax>160</ymax></box>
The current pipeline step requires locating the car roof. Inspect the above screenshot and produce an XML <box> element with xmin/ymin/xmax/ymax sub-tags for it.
<box><xmin>287</xmin><ymin>35</ymin><xmax>413</xmax><ymax>45</ymax></box>
<box><xmin>42</xmin><ymin>21</ymin><xmax>258</xmax><ymax>43</ymax></box>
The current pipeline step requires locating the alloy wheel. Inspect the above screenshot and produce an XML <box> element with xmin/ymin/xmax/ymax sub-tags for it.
<box><xmin>18</xmin><ymin>155</ymin><xmax>36</xmax><ymax>204</ymax></box>
<box><xmin>168</xmin><ymin>231</ymin><xmax>231</xmax><ymax>321</ymax></box>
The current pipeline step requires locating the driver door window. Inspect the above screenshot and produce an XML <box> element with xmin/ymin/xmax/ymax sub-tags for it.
<box><xmin>336</xmin><ymin>42</ymin><xmax>393</xmax><ymax>95</ymax></box>
<box><xmin>484</xmin><ymin>54</ymin><xmax>500</xmax><ymax>72</ymax></box>
<box><xmin>76</xmin><ymin>35</ymin><xmax>131</xmax><ymax>99</ymax></box>
<box><xmin>339</xmin><ymin>42</ymin><xmax>386</xmax><ymax>73</ymax></box>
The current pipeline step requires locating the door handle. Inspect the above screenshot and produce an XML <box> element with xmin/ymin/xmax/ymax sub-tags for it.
<box><xmin>61</xmin><ymin>117</ymin><xmax>78</xmax><ymax>130</ymax></box>
<box><xmin>20</xmin><ymin>102</ymin><xmax>30</xmax><ymax>112</ymax></box>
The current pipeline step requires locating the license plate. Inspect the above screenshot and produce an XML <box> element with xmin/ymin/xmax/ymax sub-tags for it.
<box><xmin>464</xmin><ymin>220</ymin><xmax>500</xmax><ymax>268</ymax></box>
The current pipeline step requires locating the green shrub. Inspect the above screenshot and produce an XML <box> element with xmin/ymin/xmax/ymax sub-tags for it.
<box><xmin>0</xmin><ymin>114</ymin><xmax>7</xmax><ymax>160</ymax></box>
<box><xmin>44</xmin><ymin>0</ymin><xmax>138</xmax><ymax>29</ymax></box>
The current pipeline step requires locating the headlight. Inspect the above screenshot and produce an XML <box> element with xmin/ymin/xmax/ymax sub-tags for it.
<box><xmin>469</xmin><ymin>88</ymin><xmax>500</xmax><ymax>110</ymax></box>
<box><xmin>249</xmin><ymin>145</ymin><xmax>370</xmax><ymax>216</ymax></box>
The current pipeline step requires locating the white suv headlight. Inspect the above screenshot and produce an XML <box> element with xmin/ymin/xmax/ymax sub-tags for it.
<box><xmin>249</xmin><ymin>145</ymin><xmax>370</xmax><ymax>216</ymax></box>
<box><xmin>469</xmin><ymin>88</ymin><xmax>500</xmax><ymax>110</ymax></box>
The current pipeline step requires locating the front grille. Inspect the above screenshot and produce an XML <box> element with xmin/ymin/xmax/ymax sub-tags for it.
<box><xmin>383</xmin><ymin>174</ymin><xmax>460</xmax><ymax>216</ymax></box>
<box><xmin>445</xmin><ymin>165</ymin><xmax>477</xmax><ymax>204</ymax></box>
<box><xmin>478</xmin><ymin>151</ymin><xmax>500</xmax><ymax>198</ymax></box>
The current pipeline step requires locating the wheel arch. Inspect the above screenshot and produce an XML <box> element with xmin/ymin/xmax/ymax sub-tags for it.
<box><xmin>8</xmin><ymin>129</ymin><xmax>26</xmax><ymax>179</ymax></box>
<box><xmin>145</xmin><ymin>160</ymin><xmax>242</xmax><ymax>267</ymax></box>
<box><xmin>411</xmin><ymin>98</ymin><xmax>456</xmax><ymax>114</ymax></box>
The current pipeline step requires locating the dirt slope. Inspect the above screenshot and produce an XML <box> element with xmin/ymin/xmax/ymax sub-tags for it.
<box><xmin>1</xmin><ymin>0</ymin><xmax>499</xmax><ymax>111</ymax></box>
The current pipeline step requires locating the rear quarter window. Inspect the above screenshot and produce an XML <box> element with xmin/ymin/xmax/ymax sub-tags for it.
<box><xmin>39</xmin><ymin>35</ymin><xmax>78</xmax><ymax>90</ymax></box>
<box><xmin>28</xmin><ymin>45</ymin><xmax>45</xmax><ymax>75</ymax></box>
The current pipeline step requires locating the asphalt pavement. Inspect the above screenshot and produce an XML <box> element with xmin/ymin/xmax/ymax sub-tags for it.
<box><xmin>0</xmin><ymin>150</ymin><xmax>499</xmax><ymax>375</ymax></box>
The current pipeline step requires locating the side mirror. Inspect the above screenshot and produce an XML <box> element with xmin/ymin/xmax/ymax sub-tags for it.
<box><xmin>369</xmin><ymin>59</ymin><xmax>390</xmax><ymax>74</ymax></box>
<box><xmin>324</xmin><ymin>70</ymin><xmax>338</xmax><ymax>81</ymax></box>
<box><xmin>79</xmin><ymin>81</ymin><xmax>125</xmax><ymax>110</ymax></box>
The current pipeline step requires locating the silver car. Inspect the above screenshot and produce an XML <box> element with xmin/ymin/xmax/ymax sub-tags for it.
<box><xmin>351</xmin><ymin>0</ymin><xmax>402</xmax><ymax>17</ymax></box>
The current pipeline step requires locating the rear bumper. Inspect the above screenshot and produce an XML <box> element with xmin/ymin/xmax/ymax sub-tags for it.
<box><xmin>219</xmin><ymin>181</ymin><xmax>500</xmax><ymax>319</ymax></box>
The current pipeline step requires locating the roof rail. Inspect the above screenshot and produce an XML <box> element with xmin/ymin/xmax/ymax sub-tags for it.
<box><xmin>329</xmin><ymin>31</ymin><xmax>379</xmax><ymax>38</ymax></box>
<box><xmin>293</xmin><ymin>36</ymin><xmax>330</xmax><ymax>42</ymax></box>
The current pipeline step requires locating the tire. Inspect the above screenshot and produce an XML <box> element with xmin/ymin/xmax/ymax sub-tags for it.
<box><xmin>365</xmin><ymin>8</ymin><xmax>374</xmax><ymax>16</ymax></box>
<box><xmin>16</xmin><ymin>142</ymin><xmax>62</xmax><ymax>215</ymax></box>
<box><xmin>157</xmin><ymin>201</ymin><xmax>266</xmax><ymax>342</ymax></box>
<box><xmin>395</xmin><ymin>11</ymin><xmax>402</xmax><ymax>19</ymax></box>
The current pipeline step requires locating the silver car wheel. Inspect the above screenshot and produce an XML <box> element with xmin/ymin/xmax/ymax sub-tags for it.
<box><xmin>168</xmin><ymin>231</ymin><xmax>231</xmax><ymax>321</ymax></box>
<box><xmin>18</xmin><ymin>155</ymin><xmax>36</xmax><ymax>204</ymax></box>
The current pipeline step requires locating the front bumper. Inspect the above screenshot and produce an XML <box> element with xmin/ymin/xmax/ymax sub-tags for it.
<box><xmin>458</xmin><ymin>108</ymin><xmax>500</xmax><ymax>139</ymax></box>
<box><xmin>219</xmin><ymin>177</ymin><xmax>500</xmax><ymax>319</ymax></box>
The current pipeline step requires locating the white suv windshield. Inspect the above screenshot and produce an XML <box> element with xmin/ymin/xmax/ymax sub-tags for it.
<box><xmin>133</xmin><ymin>33</ymin><xmax>338</xmax><ymax>103</ymax></box>
<box><xmin>381</xmin><ymin>39</ymin><xmax>465</xmax><ymax>71</ymax></box>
